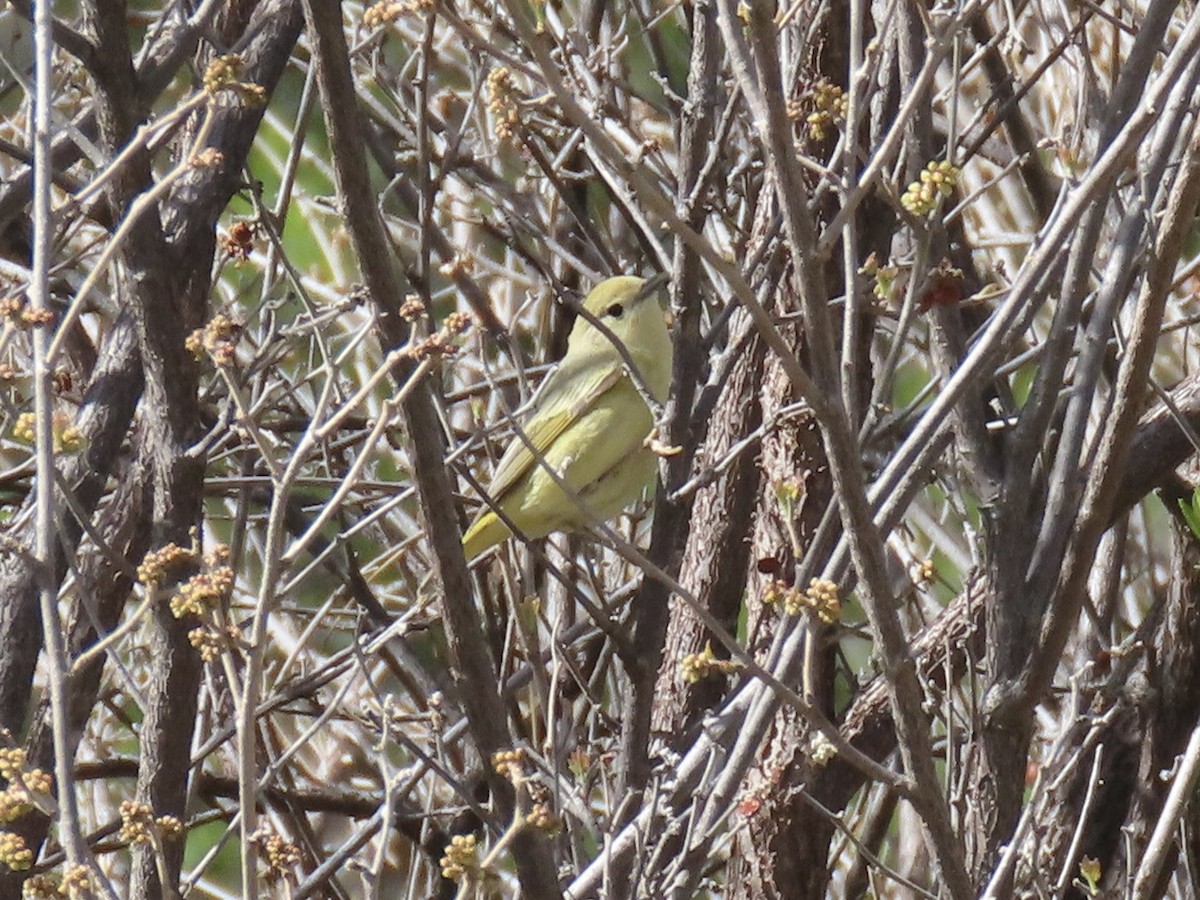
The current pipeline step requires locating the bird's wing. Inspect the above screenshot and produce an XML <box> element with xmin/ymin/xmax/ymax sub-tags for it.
<box><xmin>483</xmin><ymin>355</ymin><xmax>623</xmax><ymax>503</ymax></box>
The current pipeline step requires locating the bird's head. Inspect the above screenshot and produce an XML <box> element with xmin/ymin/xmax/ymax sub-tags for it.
<box><xmin>568</xmin><ymin>274</ymin><xmax>670</xmax><ymax>359</ymax></box>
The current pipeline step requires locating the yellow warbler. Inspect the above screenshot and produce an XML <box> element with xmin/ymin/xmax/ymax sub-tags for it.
<box><xmin>462</xmin><ymin>275</ymin><xmax>673</xmax><ymax>560</ymax></box>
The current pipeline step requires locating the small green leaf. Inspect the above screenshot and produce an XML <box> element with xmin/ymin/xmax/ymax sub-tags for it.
<box><xmin>1180</xmin><ymin>487</ymin><xmax>1200</xmax><ymax>539</ymax></box>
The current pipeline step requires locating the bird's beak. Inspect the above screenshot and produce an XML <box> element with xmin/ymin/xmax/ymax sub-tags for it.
<box><xmin>636</xmin><ymin>273</ymin><xmax>672</xmax><ymax>327</ymax></box>
<box><xmin>642</xmin><ymin>273</ymin><xmax>672</xmax><ymax>328</ymax></box>
<box><xmin>637</xmin><ymin>272</ymin><xmax>670</xmax><ymax>303</ymax></box>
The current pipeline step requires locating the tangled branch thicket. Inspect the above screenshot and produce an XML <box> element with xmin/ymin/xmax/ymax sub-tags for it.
<box><xmin>2</xmin><ymin>0</ymin><xmax>1200</xmax><ymax>896</ymax></box>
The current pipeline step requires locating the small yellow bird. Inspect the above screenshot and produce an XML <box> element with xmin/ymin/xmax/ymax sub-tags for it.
<box><xmin>462</xmin><ymin>275</ymin><xmax>674</xmax><ymax>560</ymax></box>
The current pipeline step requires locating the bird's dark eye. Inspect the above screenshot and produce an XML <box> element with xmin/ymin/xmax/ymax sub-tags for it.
<box><xmin>606</xmin><ymin>303</ymin><xmax>625</xmax><ymax>318</ymax></box>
